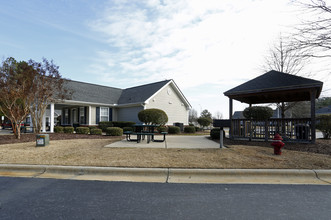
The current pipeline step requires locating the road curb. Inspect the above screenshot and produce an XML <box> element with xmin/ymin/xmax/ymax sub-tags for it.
<box><xmin>0</xmin><ymin>164</ymin><xmax>330</xmax><ymax>185</ymax></box>
<box><xmin>168</xmin><ymin>169</ymin><xmax>327</xmax><ymax>184</ymax></box>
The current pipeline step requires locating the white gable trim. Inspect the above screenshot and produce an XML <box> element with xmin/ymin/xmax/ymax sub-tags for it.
<box><xmin>145</xmin><ymin>80</ymin><xmax>192</xmax><ymax>108</ymax></box>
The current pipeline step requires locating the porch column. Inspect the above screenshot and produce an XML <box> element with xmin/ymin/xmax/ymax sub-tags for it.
<box><xmin>50</xmin><ymin>103</ymin><xmax>54</xmax><ymax>132</ymax></box>
<box><xmin>249</xmin><ymin>104</ymin><xmax>252</xmax><ymax>141</ymax></box>
<box><xmin>229</xmin><ymin>98</ymin><xmax>233</xmax><ymax>139</ymax></box>
<box><xmin>88</xmin><ymin>106</ymin><xmax>92</xmax><ymax>125</ymax></box>
<box><xmin>310</xmin><ymin>89</ymin><xmax>316</xmax><ymax>143</ymax></box>
<box><xmin>42</xmin><ymin>113</ymin><xmax>46</xmax><ymax>132</ymax></box>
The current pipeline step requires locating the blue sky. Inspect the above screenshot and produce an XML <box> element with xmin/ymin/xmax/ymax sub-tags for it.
<box><xmin>1</xmin><ymin>0</ymin><xmax>330</xmax><ymax>118</ymax></box>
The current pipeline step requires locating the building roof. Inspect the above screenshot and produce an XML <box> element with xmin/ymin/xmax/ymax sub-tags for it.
<box><xmin>63</xmin><ymin>80</ymin><xmax>122</xmax><ymax>104</ymax></box>
<box><xmin>62</xmin><ymin>79</ymin><xmax>191</xmax><ymax>107</ymax></box>
<box><xmin>118</xmin><ymin>80</ymin><xmax>171</xmax><ymax>105</ymax></box>
<box><xmin>316</xmin><ymin>105</ymin><xmax>331</xmax><ymax>115</ymax></box>
<box><xmin>224</xmin><ymin>70</ymin><xmax>323</xmax><ymax>104</ymax></box>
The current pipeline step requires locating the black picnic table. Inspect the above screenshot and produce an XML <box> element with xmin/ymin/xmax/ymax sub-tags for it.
<box><xmin>124</xmin><ymin>124</ymin><xmax>167</xmax><ymax>143</ymax></box>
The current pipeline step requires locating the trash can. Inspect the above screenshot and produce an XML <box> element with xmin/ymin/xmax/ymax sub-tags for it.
<box><xmin>173</xmin><ymin>122</ymin><xmax>184</xmax><ymax>132</ymax></box>
<box><xmin>295</xmin><ymin>124</ymin><xmax>310</xmax><ymax>140</ymax></box>
<box><xmin>36</xmin><ymin>134</ymin><xmax>49</xmax><ymax>147</ymax></box>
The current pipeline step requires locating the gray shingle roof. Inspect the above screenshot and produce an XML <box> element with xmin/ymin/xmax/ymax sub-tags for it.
<box><xmin>63</xmin><ymin>79</ymin><xmax>172</xmax><ymax>105</ymax></box>
<box><xmin>63</xmin><ymin>80</ymin><xmax>122</xmax><ymax>104</ymax></box>
<box><xmin>316</xmin><ymin>105</ymin><xmax>331</xmax><ymax>115</ymax></box>
<box><xmin>118</xmin><ymin>80</ymin><xmax>171</xmax><ymax>104</ymax></box>
<box><xmin>224</xmin><ymin>70</ymin><xmax>323</xmax><ymax>104</ymax></box>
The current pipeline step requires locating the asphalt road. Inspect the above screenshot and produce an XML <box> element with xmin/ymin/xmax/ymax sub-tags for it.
<box><xmin>0</xmin><ymin>177</ymin><xmax>330</xmax><ymax>220</ymax></box>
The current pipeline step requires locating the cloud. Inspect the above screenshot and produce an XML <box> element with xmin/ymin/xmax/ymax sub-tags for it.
<box><xmin>88</xmin><ymin>0</ymin><xmax>298</xmax><ymax>90</ymax></box>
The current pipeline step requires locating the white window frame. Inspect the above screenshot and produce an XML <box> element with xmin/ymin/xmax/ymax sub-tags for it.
<box><xmin>100</xmin><ymin>107</ymin><xmax>109</xmax><ymax>122</ymax></box>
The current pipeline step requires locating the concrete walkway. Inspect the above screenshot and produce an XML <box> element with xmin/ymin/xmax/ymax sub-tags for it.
<box><xmin>105</xmin><ymin>135</ymin><xmax>220</xmax><ymax>149</ymax></box>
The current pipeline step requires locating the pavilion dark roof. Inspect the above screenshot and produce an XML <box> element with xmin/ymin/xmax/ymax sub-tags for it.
<box><xmin>224</xmin><ymin>70</ymin><xmax>323</xmax><ymax>104</ymax></box>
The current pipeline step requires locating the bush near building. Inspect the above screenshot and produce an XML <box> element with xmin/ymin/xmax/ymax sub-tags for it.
<box><xmin>106</xmin><ymin>127</ymin><xmax>123</xmax><ymax>136</ymax></box>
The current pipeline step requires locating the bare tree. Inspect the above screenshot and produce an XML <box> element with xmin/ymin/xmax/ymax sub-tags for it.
<box><xmin>213</xmin><ymin>111</ymin><xmax>223</xmax><ymax>119</ymax></box>
<box><xmin>0</xmin><ymin>58</ymin><xmax>36</xmax><ymax>139</ymax></box>
<box><xmin>262</xmin><ymin>35</ymin><xmax>311</xmax><ymax>121</ymax></box>
<box><xmin>189</xmin><ymin>108</ymin><xmax>198</xmax><ymax>124</ymax></box>
<box><xmin>28</xmin><ymin>58</ymin><xmax>71</xmax><ymax>133</ymax></box>
<box><xmin>294</xmin><ymin>0</ymin><xmax>331</xmax><ymax>58</ymax></box>
<box><xmin>262</xmin><ymin>35</ymin><xmax>309</xmax><ymax>76</ymax></box>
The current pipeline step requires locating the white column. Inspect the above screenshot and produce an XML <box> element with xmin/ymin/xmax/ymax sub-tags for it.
<box><xmin>42</xmin><ymin>113</ymin><xmax>46</xmax><ymax>133</ymax></box>
<box><xmin>50</xmin><ymin>103</ymin><xmax>55</xmax><ymax>132</ymax></box>
<box><xmin>88</xmin><ymin>106</ymin><xmax>92</xmax><ymax>125</ymax></box>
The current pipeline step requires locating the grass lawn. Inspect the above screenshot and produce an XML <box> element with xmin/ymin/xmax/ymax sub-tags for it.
<box><xmin>0</xmin><ymin>135</ymin><xmax>330</xmax><ymax>169</ymax></box>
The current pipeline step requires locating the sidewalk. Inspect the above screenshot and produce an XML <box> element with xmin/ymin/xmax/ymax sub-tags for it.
<box><xmin>105</xmin><ymin>135</ymin><xmax>220</xmax><ymax>149</ymax></box>
<box><xmin>0</xmin><ymin>164</ymin><xmax>330</xmax><ymax>185</ymax></box>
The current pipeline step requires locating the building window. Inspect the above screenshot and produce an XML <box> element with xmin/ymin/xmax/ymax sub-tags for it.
<box><xmin>64</xmin><ymin>109</ymin><xmax>69</xmax><ymax>124</ymax></box>
<box><xmin>80</xmin><ymin>107</ymin><xmax>85</xmax><ymax>124</ymax></box>
<box><xmin>100</xmin><ymin>107</ymin><xmax>109</xmax><ymax>122</ymax></box>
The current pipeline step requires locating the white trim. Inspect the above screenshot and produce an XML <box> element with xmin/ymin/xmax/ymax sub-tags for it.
<box><xmin>50</xmin><ymin>103</ymin><xmax>54</xmax><ymax>133</ymax></box>
<box><xmin>145</xmin><ymin>80</ymin><xmax>192</xmax><ymax>108</ymax></box>
<box><xmin>88</xmin><ymin>106</ymin><xmax>92</xmax><ymax>125</ymax></box>
<box><xmin>56</xmin><ymin>99</ymin><xmax>118</xmax><ymax>107</ymax></box>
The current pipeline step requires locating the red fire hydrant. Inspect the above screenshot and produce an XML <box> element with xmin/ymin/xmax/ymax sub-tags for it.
<box><xmin>271</xmin><ymin>133</ymin><xmax>285</xmax><ymax>155</ymax></box>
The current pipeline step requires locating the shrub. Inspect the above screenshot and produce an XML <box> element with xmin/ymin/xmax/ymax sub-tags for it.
<box><xmin>168</xmin><ymin>126</ymin><xmax>180</xmax><ymax>134</ymax></box>
<box><xmin>184</xmin><ymin>126</ymin><xmax>196</xmax><ymax>133</ymax></box>
<box><xmin>157</xmin><ymin>125</ymin><xmax>168</xmax><ymax>133</ymax></box>
<box><xmin>195</xmin><ymin>126</ymin><xmax>200</xmax><ymax>132</ymax></box>
<box><xmin>316</xmin><ymin>115</ymin><xmax>331</xmax><ymax>139</ymax></box>
<box><xmin>76</xmin><ymin>127</ymin><xmax>90</xmax><ymax>134</ymax></box>
<box><xmin>243</xmin><ymin>106</ymin><xmax>273</xmax><ymax>120</ymax></box>
<box><xmin>106</xmin><ymin>127</ymin><xmax>123</xmax><ymax>136</ymax></box>
<box><xmin>64</xmin><ymin>126</ymin><xmax>74</xmax><ymax>134</ymax></box>
<box><xmin>112</xmin><ymin>121</ymin><xmax>135</xmax><ymax>128</ymax></box>
<box><xmin>123</xmin><ymin>127</ymin><xmax>133</xmax><ymax>132</ymax></box>
<box><xmin>88</xmin><ymin>126</ymin><xmax>98</xmax><ymax>131</ymax></box>
<box><xmin>90</xmin><ymin>128</ymin><xmax>102</xmax><ymax>135</ymax></box>
<box><xmin>99</xmin><ymin>121</ymin><xmax>113</xmax><ymax>132</ymax></box>
<box><xmin>54</xmin><ymin>126</ymin><xmax>64</xmax><ymax>133</ymax></box>
<box><xmin>138</xmin><ymin>108</ymin><xmax>168</xmax><ymax>125</ymax></box>
<box><xmin>197</xmin><ymin>117</ymin><xmax>212</xmax><ymax>127</ymax></box>
<box><xmin>210</xmin><ymin>128</ymin><xmax>226</xmax><ymax>139</ymax></box>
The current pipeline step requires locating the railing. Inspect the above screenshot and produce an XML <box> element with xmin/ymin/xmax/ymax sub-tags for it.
<box><xmin>231</xmin><ymin>118</ymin><xmax>312</xmax><ymax>142</ymax></box>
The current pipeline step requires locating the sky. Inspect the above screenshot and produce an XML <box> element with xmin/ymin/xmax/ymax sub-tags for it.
<box><xmin>1</xmin><ymin>0</ymin><xmax>330</xmax><ymax>119</ymax></box>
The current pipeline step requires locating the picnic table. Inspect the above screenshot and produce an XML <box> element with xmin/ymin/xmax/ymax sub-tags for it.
<box><xmin>124</xmin><ymin>124</ymin><xmax>168</xmax><ymax>143</ymax></box>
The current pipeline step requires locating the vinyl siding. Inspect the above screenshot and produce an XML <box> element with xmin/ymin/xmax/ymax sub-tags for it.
<box><xmin>117</xmin><ymin>106</ymin><xmax>144</xmax><ymax>123</ymax></box>
<box><xmin>146</xmin><ymin>84</ymin><xmax>189</xmax><ymax>125</ymax></box>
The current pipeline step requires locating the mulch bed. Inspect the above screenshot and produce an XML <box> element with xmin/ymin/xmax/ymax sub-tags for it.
<box><xmin>223</xmin><ymin>138</ymin><xmax>331</xmax><ymax>155</ymax></box>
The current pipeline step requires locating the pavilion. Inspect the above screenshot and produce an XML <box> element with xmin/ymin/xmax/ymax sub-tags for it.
<box><xmin>224</xmin><ymin>70</ymin><xmax>323</xmax><ymax>143</ymax></box>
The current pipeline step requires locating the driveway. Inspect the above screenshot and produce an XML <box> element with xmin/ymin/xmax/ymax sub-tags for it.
<box><xmin>105</xmin><ymin>135</ymin><xmax>220</xmax><ymax>149</ymax></box>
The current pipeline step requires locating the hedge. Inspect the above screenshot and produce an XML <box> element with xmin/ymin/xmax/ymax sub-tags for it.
<box><xmin>168</xmin><ymin>126</ymin><xmax>180</xmax><ymax>134</ymax></box>
<box><xmin>123</xmin><ymin>127</ymin><xmax>133</xmax><ymax>132</ymax></box>
<box><xmin>184</xmin><ymin>126</ymin><xmax>196</xmax><ymax>133</ymax></box>
<box><xmin>63</xmin><ymin>127</ymin><xmax>74</xmax><ymax>134</ymax></box>
<box><xmin>76</xmin><ymin>127</ymin><xmax>90</xmax><ymax>134</ymax></box>
<box><xmin>112</xmin><ymin>121</ymin><xmax>135</xmax><ymax>128</ymax></box>
<box><xmin>54</xmin><ymin>126</ymin><xmax>64</xmax><ymax>133</ymax></box>
<box><xmin>106</xmin><ymin>127</ymin><xmax>123</xmax><ymax>136</ymax></box>
<box><xmin>90</xmin><ymin>128</ymin><xmax>102</xmax><ymax>135</ymax></box>
<box><xmin>138</xmin><ymin>108</ymin><xmax>168</xmax><ymax>125</ymax></box>
<box><xmin>157</xmin><ymin>126</ymin><xmax>167</xmax><ymax>133</ymax></box>
<box><xmin>99</xmin><ymin>121</ymin><xmax>113</xmax><ymax>132</ymax></box>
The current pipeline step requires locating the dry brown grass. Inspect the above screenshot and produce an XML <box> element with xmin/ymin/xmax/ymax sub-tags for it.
<box><xmin>0</xmin><ymin>138</ymin><xmax>330</xmax><ymax>169</ymax></box>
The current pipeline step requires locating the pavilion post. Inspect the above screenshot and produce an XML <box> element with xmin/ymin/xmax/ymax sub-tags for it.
<box><xmin>310</xmin><ymin>89</ymin><xmax>316</xmax><ymax>143</ymax></box>
<box><xmin>229</xmin><ymin>98</ymin><xmax>233</xmax><ymax>139</ymax></box>
<box><xmin>249</xmin><ymin>104</ymin><xmax>252</xmax><ymax>141</ymax></box>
